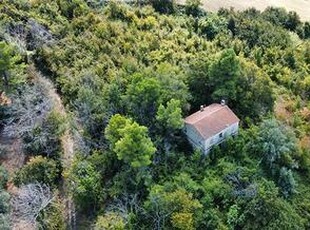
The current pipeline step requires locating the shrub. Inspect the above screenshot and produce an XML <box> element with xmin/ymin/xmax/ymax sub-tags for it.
<box><xmin>13</xmin><ymin>156</ymin><xmax>60</xmax><ymax>187</ymax></box>
<box><xmin>0</xmin><ymin>190</ymin><xmax>10</xmax><ymax>214</ymax></box>
<box><xmin>0</xmin><ymin>167</ymin><xmax>8</xmax><ymax>189</ymax></box>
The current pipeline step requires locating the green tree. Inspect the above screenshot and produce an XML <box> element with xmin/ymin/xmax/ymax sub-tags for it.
<box><xmin>149</xmin><ymin>0</ymin><xmax>175</xmax><ymax>14</ymax></box>
<box><xmin>240</xmin><ymin>179</ymin><xmax>305</xmax><ymax>229</ymax></box>
<box><xmin>0</xmin><ymin>167</ymin><xmax>8</xmax><ymax>189</ymax></box>
<box><xmin>0</xmin><ymin>190</ymin><xmax>10</xmax><ymax>214</ymax></box>
<box><xmin>115</xmin><ymin>122</ymin><xmax>156</xmax><ymax>168</ymax></box>
<box><xmin>285</xmin><ymin>11</ymin><xmax>301</xmax><ymax>31</ymax></box>
<box><xmin>252</xmin><ymin>119</ymin><xmax>298</xmax><ymax>197</ymax></box>
<box><xmin>13</xmin><ymin>156</ymin><xmax>60</xmax><ymax>187</ymax></box>
<box><xmin>95</xmin><ymin>212</ymin><xmax>125</xmax><ymax>230</ymax></box>
<box><xmin>156</xmin><ymin>99</ymin><xmax>183</xmax><ymax>131</ymax></box>
<box><xmin>0</xmin><ymin>214</ymin><xmax>10</xmax><ymax>230</ymax></box>
<box><xmin>69</xmin><ymin>159</ymin><xmax>103</xmax><ymax>210</ymax></box>
<box><xmin>0</xmin><ymin>42</ymin><xmax>17</xmax><ymax>89</ymax></box>
<box><xmin>0</xmin><ymin>42</ymin><xmax>12</xmax><ymax>86</ymax></box>
<box><xmin>198</xmin><ymin>13</ymin><xmax>228</xmax><ymax>40</ymax></box>
<box><xmin>105</xmin><ymin>114</ymin><xmax>130</xmax><ymax>150</ymax></box>
<box><xmin>235</xmin><ymin>59</ymin><xmax>274</xmax><ymax>120</ymax></box>
<box><xmin>208</xmin><ymin>49</ymin><xmax>240</xmax><ymax>102</ymax></box>
<box><xmin>227</xmin><ymin>204</ymin><xmax>240</xmax><ymax>229</ymax></box>
<box><xmin>262</xmin><ymin>7</ymin><xmax>289</xmax><ymax>28</ymax></box>
<box><xmin>185</xmin><ymin>0</ymin><xmax>202</xmax><ymax>17</ymax></box>
<box><xmin>278</xmin><ymin>167</ymin><xmax>296</xmax><ymax>198</ymax></box>
<box><xmin>255</xmin><ymin>119</ymin><xmax>297</xmax><ymax>171</ymax></box>
<box><xmin>123</xmin><ymin>74</ymin><xmax>161</xmax><ymax>126</ymax></box>
<box><xmin>144</xmin><ymin>185</ymin><xmax>202</xmax><ymax>229</ymax></box>
<box><xmin>304</xmin><ymin>22</ymin><xmax>310</xmax><ymax>39</ymax></box>
<box><xmin>106</xmin><ymin>114</ymin><xmax>156</xmax><ymax>168</ymax></box>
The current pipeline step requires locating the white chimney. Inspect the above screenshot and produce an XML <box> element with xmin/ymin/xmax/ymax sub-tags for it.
<box><xmin>200</xmin><ymin>105</ymin><xmax>204</xmax><ymax>111</ymax></box>
<box><xmin>221</xmin><ymin>99</ymin><xmax>226</xmax><ymax>106</ymax></box>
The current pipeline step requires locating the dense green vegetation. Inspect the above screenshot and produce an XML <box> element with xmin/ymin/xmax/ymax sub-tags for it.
<box><xmin>0</xmin><ymin>0</ymin><xmax>309</xmax><ymax>229</ymax></box>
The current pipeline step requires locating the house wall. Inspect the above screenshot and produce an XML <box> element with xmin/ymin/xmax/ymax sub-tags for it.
<box><xmin>184</xmin><ymin>124</ymin><xmax>205</xmax><ymax>152</ymax></box>
<box><xmin>185</xmin><ymin>122</ymin><xmax>239</xmax><ymax>154</ymax></box>
<box><xmin>204</xmin><ymin>122</ymin><xmax>239</xmax><ymax>153</ymax></box>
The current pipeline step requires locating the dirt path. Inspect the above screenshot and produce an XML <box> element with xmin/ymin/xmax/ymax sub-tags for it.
<box><xmin>33</xmin><ymin>68</ymin><xmax>76</xmax><ymax>230</ymax></box>
<box><xmin>177</xmin><ymin>0</ymin><xmax>310</xmax><ymax>21</ymax></box>
<box><xmin>0</xmin><ymin>137</ymin><xmax>25</xmax><ymax>195</ymax></box>
<box><xmin>0</xmin><ymin>66</ymin><xmax>76</xmax><ymax>229</ymax></box>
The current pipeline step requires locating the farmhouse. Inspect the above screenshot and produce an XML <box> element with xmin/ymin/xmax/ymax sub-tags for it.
<box><xmin>184</xmin><ymin>102</ymin><xmax>240</xmax><ymax>154</ymax></box>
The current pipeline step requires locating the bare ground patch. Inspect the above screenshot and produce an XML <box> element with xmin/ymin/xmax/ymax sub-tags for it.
<box><xmin>177</xmin><ymin>0</ymin><xmax>310</xmax><ymax>21</ymax></box>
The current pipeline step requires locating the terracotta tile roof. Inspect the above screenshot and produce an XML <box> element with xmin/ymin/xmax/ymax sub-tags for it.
<box><xmin>185</xmin><ymin>104</ymin><xmax>240</xmax><ymax>139</ymax></box>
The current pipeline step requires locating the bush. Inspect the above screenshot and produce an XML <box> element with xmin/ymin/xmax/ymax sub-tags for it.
<box><xmin>23</xmin><ymin>110</ymin><xmax>65</xmax><ymax>159</ymax></box>
<box><xmin>69</xmin><ymin>159</ymin><xmax>103</xmax><ymax>211</ymax></box>
<box><xmin>150</xmin><ymin>0</ymin><xmax>175</xmax><ymax>14</ymax></box>
<box><xmin>95</xmin><ymin>212</ymin><xmax>125</xmax><ymax>230</ymax></box>
<box><xmin>13</xmin><ymin>156</ymin><xmax>60</xmax><ymax>187</ymax></box>
<box><xmin>0</xmin><ymin>167</ymin><xmax>8</xmax><ymax>189</ymax></box>
<box><xmin>37</xmin><ymin>196</ymin><xmax>66</xmax><ymax>230</ymax></box>
<box><xmin>0</xmin><ymin>190</ymin><xmax>10</xmax><ymax>214</ymax></box>
<box><xmin>0</xmin><ymin>145</ymin><xmax>7</xmax><ymax>159</ymax></box>
<box><xmin>0</xmin><ymin>214</ymin><xmax>10</xmax><ymax>230</ymax></box>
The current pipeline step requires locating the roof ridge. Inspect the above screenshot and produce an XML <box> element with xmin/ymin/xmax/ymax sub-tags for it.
<box><xmin>191</xmin><ymin>104</ymin><xmax>225</xmax><ymax>124</ymax></box>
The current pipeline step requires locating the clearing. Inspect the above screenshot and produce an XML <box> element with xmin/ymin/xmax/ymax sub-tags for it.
<box><xmin>177</xmin><ymin>0</ymin><xmax>310</xmax><ymax>21</ymax></box>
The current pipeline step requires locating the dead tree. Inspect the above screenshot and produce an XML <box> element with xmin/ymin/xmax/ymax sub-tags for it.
<box><xmin>3</xmin><ymin>83</ymin><xmax>51</xmax><ymax>138</ymax></box>
<box><xmin>27</xmin><ymin>19</ymin><xmax>54</xmax><ymax>50</ymax></box>
<box><xmin>11</xmin><ymin>183</ymin><xmax>54</xmax><ymax>226</ymax></box>
<box><xmin>1</xmin><ymin>23</ymin><xmax>28</xmax><ymax>55</ymax></box>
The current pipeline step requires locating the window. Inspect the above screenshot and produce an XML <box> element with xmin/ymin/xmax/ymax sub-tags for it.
<box><xmin>219</xmin><ymin>133</ymin><xmax>223</xmax><ymax>138</ymax></box>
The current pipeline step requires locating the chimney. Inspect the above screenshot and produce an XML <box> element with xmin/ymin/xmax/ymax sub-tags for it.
<box><xmin>220</xmin><ymin>99</ymin><xmax>226</xmax><ymax>106</ymax></box>
<box><xmin>200</xmin><ymin>105</ymin><xmax>204</xmax><ymax>111</ymax></box>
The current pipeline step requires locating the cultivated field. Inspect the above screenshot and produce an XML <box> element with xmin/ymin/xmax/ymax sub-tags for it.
<box><xmin>177</xmin><ymin>0</ymin><xmax>310</xmax><ymax>21</ymax></box>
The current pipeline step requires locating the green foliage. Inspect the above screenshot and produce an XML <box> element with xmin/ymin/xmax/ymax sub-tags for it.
<box><xmin>149</xmin><ymin>0</ymin><xmax>175</xmax><ymax>14</ymax></box>
<box><xmin>252</xmin><ymin>119</ymin><xmax>298</xmax><ymax>196</ymax></box>
<box><xmin>0</xmin><ymin>167</ymin><xmax>8</xmax><ymax>189</ymax></box>
<box><xmin>144</xmin><ymin>185</ymin><xmax>202</xmax><ymax>229</ymax></box>
<box><xmin>227</xmin><ymin>204</ymin><xmax>240</xmax><ymax>229</ymax></box>
<box><xmin>0</xmin><ymin>190</ymin><xmax>10</xmax><ymax>214</ymax></box>
<box><xmin>304</xmin><ymin>22</ymin><xmax>310</xmax><ymax>39</ymax></box>
<box><xmin>114</xmin><ymin>121</ymin><xmax>156</xmax><ymax>168</ymax></box>
<box><xmin>13</xmin><ymin>156</ymin><xmax>60</xmax><ymax>187</ymax></box>
<box><xmin>68</xmin><ymin>159</ymin><xmax>103</xmax><ymax>210</ymax></box>
<box><xmin>105</xmin><ymin>114</ymin><xmax>130</xmax><ymax>150</ymax></box>
<box><xmin>156</xmin><ymin>99</ymin><xmax>183</xmax><ymax>131</ymax></box>
<box><xmin>185</xmin><ymin>0</ymin><xmax>202</xmax><ymax>17</ymax></box>
<box><xmin>278</xmin><ymin>167</ymin><xmax>296</xmax><ymax>198</ymax></box>
<box><xmin>23</xmin><ymin>110</ymin><xmax>65</xmax><ymax>159</ymax></box>
<box><xmin>1</xmin><ymin>1</ymin><xmax>310</xmax><ymax>228</ymax></box>
<box><xmin>105</xmin><ymin>114</ymin><xmax>156</xmax><ymax>168</ymax></box>
<box><xmin>0</xmin><ymin>214</ymin><xmax>10</xmax><ymax>230</ymax></box>
<box><xmin>198</xmin><ymin>13</ymin><xmax>228</xmax><ymax>40</ymax></box>
<box><xmin>37</xmin><ymin>196</ymin><xmax>66</xmax><ymax>230</ymax></box>
<box><xmin>95</xmin><ymin>212</ymin><xmax>125</xmax><ymax>230</ymax></box>
<box><xmin>235</xmin><ymin>59</ymin><xmax>274</xmax><ymax>119</ymax></box>
<box><xmin>240</xmin><ymin>179</ymin><xmax>305</xmax><ymax>229</ymax></box>
<box><xmin>0</xmin><ymin>41</ymin><xmax>25</xmax><ymax>90</ymax></box>
<box><xmin>123</xmin><ymin>74</ymin><xmax>161</xmax><ymax>125</ymax></box>
<box><xmin>208</xmin><ymin>48</ymin><xmax>240</xmax><ymax>102</ymax></box>
<box><xmin>255</xmin><ymin>119</ymin><xmax>297</xmax><ymax>170</ymax></box>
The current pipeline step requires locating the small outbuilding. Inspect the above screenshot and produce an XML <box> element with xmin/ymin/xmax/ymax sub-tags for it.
<box><xmin>184</xmin><ymin>102</ymin><xmax>240</xmax><ymax>154</ymax></box>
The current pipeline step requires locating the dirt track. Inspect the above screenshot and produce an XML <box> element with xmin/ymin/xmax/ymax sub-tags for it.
<box><xmin>177</xmin><ymin>0</ymin><xmax>310</xmax><ymax>21</ymax></box>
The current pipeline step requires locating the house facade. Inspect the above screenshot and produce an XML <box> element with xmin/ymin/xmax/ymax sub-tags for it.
<box><xmin>184</xmin><ymin>103</ymin><xmax>240</xmax><ymax>154</ymax></box>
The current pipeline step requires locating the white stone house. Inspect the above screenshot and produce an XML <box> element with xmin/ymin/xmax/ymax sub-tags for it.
<box><xmin>184</xmin><ymin>103</ymin><xmax>240</xmax><ymax>154</ymax></box>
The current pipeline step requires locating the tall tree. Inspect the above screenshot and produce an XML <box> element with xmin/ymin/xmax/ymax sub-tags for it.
<box><xmin>105</xmin><ymin>115</ymin><xmax>156</xmax><ymax>168</ymax></box>
<box><xmin>0</xmin><ymin>42</ymin><xmax>15</xmax><ymax>89</ymax></box>
<box><xmin>156</xmin><ymin>99</ymin><xmax>183</xmax><ymax>131</ymax></box>
<box><xmin>208</xmin><ymin>49</ymin><xmax>240</xmax><ymax>102</ymax></box>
